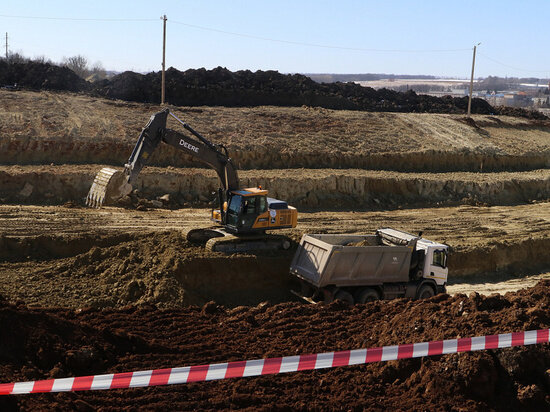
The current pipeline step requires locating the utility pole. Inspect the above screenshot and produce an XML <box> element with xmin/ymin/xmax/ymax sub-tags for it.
<box><xmin>467</xmin><ymin>42</ymin><xmax>481</xmax><ymax>117</ymax></box>
<box><xmin>161</xmin><ymin>15</ymin><xmax>167</xmax><ymax>105</ymax></box>
<box><xmin>5</xmin><ymin>33</ymin><xmax>8</xmax><ymax>59</ymax></box>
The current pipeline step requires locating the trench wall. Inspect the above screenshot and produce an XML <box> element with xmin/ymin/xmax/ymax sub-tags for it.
<box><xmin>1</xmin><ymin>166</ymin><xmax>550</xmax><ymax>209</ymax></box>
<box><xmin>2</xmin><ymin>136</ymin><xmax>550</xmax><ymax>172</ymax></box>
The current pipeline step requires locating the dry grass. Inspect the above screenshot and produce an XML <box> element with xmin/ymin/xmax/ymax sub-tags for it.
<box><xmin>1</xmin><ymin>89</ymin><xmax>549</xmax><ymax>158</ymax></box>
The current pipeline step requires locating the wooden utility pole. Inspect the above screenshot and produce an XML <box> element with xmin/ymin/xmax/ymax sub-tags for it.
<box><xmin>161</xmin><ymin>15</ymin><xmax>167</xmax><ymax>105</ymax></box>
<box><xmin>5</xmin><ymin>33</ymin><xmax>8</xmax><ymax>59</ymax></box>
<box><xmin>467</xmin><ymin>43</ymin><xmax>480</xmax><ymax>117</ymax></box>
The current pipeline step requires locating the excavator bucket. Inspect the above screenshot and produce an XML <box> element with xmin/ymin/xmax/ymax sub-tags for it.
<box><xmin>86</xmin><ymin>167</ymin><xmax>132</xmax><ymax>208</ymax></box>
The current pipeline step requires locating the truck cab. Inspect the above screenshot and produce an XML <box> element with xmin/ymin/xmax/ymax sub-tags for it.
<box><xmin>376</xmin><ymin>228</ymin><xmax>449</xmax><ymax>293</ymax></box>
<box><xmin>415</xmin><ymin>238</ymin><xmax>449</xmax><ymax>292</ymax></box>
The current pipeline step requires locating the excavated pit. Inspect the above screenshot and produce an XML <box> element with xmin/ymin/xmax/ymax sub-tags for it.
<box><xmin>2</xmin><ymin>90</ymin><xmax>550</xmax><ymax>409</ymax></box>
<box><xmin>1</xmin><ymin>229</ymin><xmax>550</xmax><ymax>309</ymax></box>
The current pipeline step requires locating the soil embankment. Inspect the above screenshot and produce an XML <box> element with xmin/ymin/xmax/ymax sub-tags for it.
<box><xmin>1</xmin><ymin>91</ymin><xmax>549</xmax><ymax>172</ymax></box>
<box><xmin>2</xmin><ymin>165</ymin><xmax>550</xmax><ymax>209</ymax></box>
<box><xmin>5</xmin><ymin>61</ymin><xmax>546</xmax><ymax>119</ymax></box>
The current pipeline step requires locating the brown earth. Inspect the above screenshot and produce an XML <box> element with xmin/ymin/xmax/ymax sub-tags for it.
<box><xmin>2</xmin><ymin>165</ymin><xmax>550</xmax><ymax>209</ymax></box>
<box><xmin>1</xmin><ymin>90</ymin><xmax>550</xmax><ymax>409</ymax></box>
<box><xmin>0</xmin><ymin>281</ymin><xmax>549</xmax><ymax>411</ymax></box>
<box><xmin>1</xmin><ymin>90</ymin><xmax>550</xmax><ymax>172</ymax></box>
<box><xmin>1</xmin><ymin>202</ymin><xmax>549</xmax><ymax>309</ymax></box>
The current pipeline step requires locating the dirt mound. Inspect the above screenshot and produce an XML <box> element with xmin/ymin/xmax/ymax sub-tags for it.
<box><xmin>495</xmin><ymin>106</ymin><xmax>549</xmax><ymax>120</ymax></box>
<box><xmin>92</xmin><ymin>66</ymin><xmax>511</xmax><ymax>116</ymax></box>
<box><xmin>0</xmin><ymin>61</ymin><xmax>89</xmax><ymax>92</ymax></box>
<box><xmin>1</xmin><ymin>281</ymin><xmax>549</xmax><ymax>410</ymax></box>
<box><xmin>1</xmin><ymin>63</ymin><xmax>545</xmax><ymax>119</ymax></box>
<box><xmin>0</xmin><ymin>299</ymin><xmax>156</xmax><ymax>411</ymax></box>
<box><xmin>0</xmin><ymin>231</ymin><xmax>296</xmax><ymax>309</ymax></box>
<box><xmin>2</xmin><ymin>224</ymin><xmax>550</xmax><ymax>308</ymax></box>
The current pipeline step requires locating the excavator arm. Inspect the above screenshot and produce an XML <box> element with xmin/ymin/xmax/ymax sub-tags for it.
<box><xmin>86</xmin><ymin>109</ymin><xmax>239</xmax><ymax>208</ymax></box>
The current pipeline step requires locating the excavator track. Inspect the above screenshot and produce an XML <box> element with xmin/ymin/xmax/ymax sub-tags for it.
<box><xmin>185</xmin><ymin>227</ymin><xmax>291</xmax><ymax>253</ymax></box>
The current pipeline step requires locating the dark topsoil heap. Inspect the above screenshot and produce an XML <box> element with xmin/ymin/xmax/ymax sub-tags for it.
<box><xmin>0</xmin><ymin>60</ymin><xmax>88</xmax><ymax>93</ymax></box>
<box><xmin>1</xmin><ymin>281</ymin><xmax>549</xmax><ymax>410</ymax></box>
<box><xmin>1</xmin><ymin>61</ymin><xmax>546</xmax><ymax>119</ymax></box>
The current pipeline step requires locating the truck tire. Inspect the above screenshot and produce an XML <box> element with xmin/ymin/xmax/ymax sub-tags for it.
<box><xmin>417</xmin><ymin>284</ymin><xmax>435</xmax><ymax>300</ymax></box>
<box><xmin>356</xmin><ymin>288</ymin><xmax>380</xmax><ymax>303</ymax></box>
<box><xmin>334</xmin><ymin>290</ymin><xmax>354</xmax><ymax>305</ymax></box>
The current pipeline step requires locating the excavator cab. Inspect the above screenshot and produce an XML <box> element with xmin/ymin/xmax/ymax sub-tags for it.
<box><xmin>212</xmin><ymin>188</ymin><xmax>297</xmax><ymax>234</ymax></box>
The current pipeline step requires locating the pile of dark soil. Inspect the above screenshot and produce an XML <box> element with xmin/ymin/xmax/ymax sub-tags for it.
<box><xmin>0</xmin><ymin>231</ymin><xmax>296</xmax><ymax>309</ymax></box>
<box><xmin>94</xmin><ymin>67</ymin><xmax>498</xmax><ymax>114</ymax></box>
<box><xmin>0</xmin><ymin>61</ymin><xmax>88</xmax><ymax>92</ymax></box>
<box><xmin>1</xmin><ymin>61</ymin><xmax>546</xmax><ymax>119</ymax></box>
<box><xmin>92</xmin><ymin>67</ymin><xmax>547</xmax><ymax>119</ymax></box>
<box><xmin>494</xmin><ymin>106</ymin><xmax>549</xmax><ymax>120</ymax></box>
<box><xmin>1</xmin><ymin>281</ymin><xmax>549</xmax><ymax>410</ymax></box>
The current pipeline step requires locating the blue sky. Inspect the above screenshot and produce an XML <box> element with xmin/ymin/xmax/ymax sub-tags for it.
<box><xmin>1</xmin><ymin>0</ymin><xmax>548</xmax><ymax>78</ymax></box>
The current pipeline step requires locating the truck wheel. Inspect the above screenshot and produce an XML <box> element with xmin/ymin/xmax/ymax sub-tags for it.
<box><xmin>357</xmin><ymin>288</ymin><xmax>380</xmax><ymax>303</ymax></box>
<box><xmin>417</xmin><ymin>284</ymin><xmax>435</xmax><ymax>300</ymax></box>
<box><xmin>334</xmin><ymin>290</ymin><xmax>354</xmax><ymax>305</ymax></box>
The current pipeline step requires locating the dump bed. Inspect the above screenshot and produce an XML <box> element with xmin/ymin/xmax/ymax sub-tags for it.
<box><xmin>290</xmin><ymin>231</ymin><xmax>417</xmax><ymax>288</ymax></box>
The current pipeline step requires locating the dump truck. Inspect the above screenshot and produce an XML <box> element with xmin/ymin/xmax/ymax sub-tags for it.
<box><xmin>290</xmin><ymin>228</ymin><xmax>448</xmax><ymax>304</ymax></box>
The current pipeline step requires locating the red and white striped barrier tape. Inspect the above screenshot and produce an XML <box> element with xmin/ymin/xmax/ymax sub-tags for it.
<box><xmin>1</xmin><ymin>328</ymin><xmax>549</xmax><ymax>395</ymax></box>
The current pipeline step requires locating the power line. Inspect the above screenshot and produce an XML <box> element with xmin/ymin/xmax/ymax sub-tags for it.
<box><xmin>0</xmin><ymin>13</ymin><xmax>157</xmax><ymax>22</ymax></box>
<box><xmin>170</xmin><ymin>19</ymin><xmax>471</xmax><ymax>53</ymax></box>
<box><xmin>0</xmin><ymin>13</ymin><xmax>469</xmax><ymax>52</ymax></box>
<box><xmin>478</xmin><ymin>52</ymin><xmax>549</xmax><ymax>74</ymax></box>
<box><xmin>2</xmin><ymin>12</ymin><xmax>548</xmax><ymax>76</ymax></box>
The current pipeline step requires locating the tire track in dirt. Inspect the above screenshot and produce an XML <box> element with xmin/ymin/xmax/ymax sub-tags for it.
<box><xmin>1</xmin><ymin>204</ymin><xmax>549</xmax><ymax>308</ymax></box>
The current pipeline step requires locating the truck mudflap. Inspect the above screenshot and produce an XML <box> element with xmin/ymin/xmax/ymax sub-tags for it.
<box><xmin>290</xmin><ymin>289</ymin><xmax>320</xmax><ymax>305</ymax></box>
<box><xmin>437</xmin><ymin>284</ymin><xmax>447</xmax><ymax>295</ymax></box>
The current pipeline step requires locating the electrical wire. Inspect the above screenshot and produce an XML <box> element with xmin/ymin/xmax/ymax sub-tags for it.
<box><xmin>2</xmin><ymin>12</ymin><xmax>548</xmax><ymax>76</ymax></box>
<box><xmin>478</xmin><ymin>52</ymin><xmax>549</xmax><ymax>74</ymax></box>
<box><xmin>0</xmin><ymin>13</ymin><xmax>157</xmax><ymax>22</ymax></box>
<box><xmin>0</xmin><ymin>13</ymin><xmax>470</xmax><ymax>53</ymax></box>
<box><xmin>170</xmin><ymin>19</ymin><xmax>471</xmax><ymax>53</ymax></box>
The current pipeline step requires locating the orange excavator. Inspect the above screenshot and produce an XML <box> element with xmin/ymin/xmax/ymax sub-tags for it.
<box><xmin>86</xmin><ymin>109</ymin><xmax>297</xmax><ymax>252</ymax></box>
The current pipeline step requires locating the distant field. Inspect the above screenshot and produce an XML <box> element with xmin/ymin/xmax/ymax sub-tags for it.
<box><xmin>356</xmin><ymin>78</ymin><xmax>474</xmax><ymax>89</ymax></box>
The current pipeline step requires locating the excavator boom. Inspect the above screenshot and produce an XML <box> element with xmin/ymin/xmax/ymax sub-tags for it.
<box><xmin>86</xmin><ymin>109</ymin><xmax>238</xmax><ymax>208</ymax></box>
<box><xmin>86</xmin><ymin>109</ymin><xmax>297</xmax><ymax>253</ymax></box>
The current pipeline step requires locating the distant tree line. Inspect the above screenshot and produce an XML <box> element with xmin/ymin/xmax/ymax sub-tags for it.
<box><xmin>474</xmin><ymin>76</ymin><xmax>550</xmax><ymax>92</ymax></box>
<box><xmin>0</xmin><ymin>51</ymin><xmax>107</xmax><ymax>81</ymax></box>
